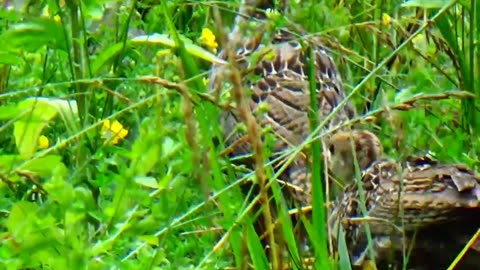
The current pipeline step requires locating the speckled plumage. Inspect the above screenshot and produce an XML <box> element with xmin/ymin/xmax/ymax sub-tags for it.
<box><xmin>328</xmin><ymin>133</ymin><xmax>480</xmax><ymax>269</ymax></box>
<box><xmin>210</xmin><ymin>1</ymin><xmax>356</xmax><ymax>205</ymax></box>
<box><xmin>327</xmin><ymin>130</ymin><xmax>383</xmax><ymax>188</ymax></box>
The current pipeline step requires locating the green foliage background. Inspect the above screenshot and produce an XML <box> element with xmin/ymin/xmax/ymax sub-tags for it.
<box><xmin>0</xmin><ymin>0</ymin><xmax>478</xmax><ymax>269</ymax></box>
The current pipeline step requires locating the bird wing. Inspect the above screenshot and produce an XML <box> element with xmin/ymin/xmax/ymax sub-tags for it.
<box><xmin>212</xmin><ymin>22</ymin><xmax>355</xmax><ymax>204</ymax></box>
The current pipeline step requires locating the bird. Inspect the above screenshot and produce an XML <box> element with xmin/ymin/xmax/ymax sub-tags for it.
<box><xmin>326</xmin><ymin>130</ymin><xmax>383</xmax><ymax>194</ymax></box>
<box><xmin>327</xmin><ymin>130</ymin><xmax>480</xmax><ymax>269</ymax></box>
<box><xmin>210</xmin><ymin>0</ymin><xmax>356</xmax><ymax>206</ymax></box>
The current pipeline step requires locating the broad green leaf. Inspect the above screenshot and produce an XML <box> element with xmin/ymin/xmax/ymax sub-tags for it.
<box><xmin>0</xmin><ymin>104</ymin><xmax>22</xmax><ymax>120</ymax></box>
<box><xmin>157</xmin><ymin>173</ymin><xmax>173</xmax><ymax>190</ymax></box>
<box><xmin>28</xmin><ymin>97</ymin><xmax>80</xmax><ymax>134</ymax></box>
<box><xmin>6</xmin><ymin>201</ymin><xmax>38</xmax><ymax>234</ymax></box>
<box><xmin>24</xmin><ymin>97</ymin><xmax>79</xmax><ymax>118</ymax></box>
<box><xmin>0</xmin><ymin>18</ymin><xmax>67</xmax><ymax>52</ymax></box>
<box><xmin>161</xmin><ymin>136</ymin><xmax>181</xmax><ymax>159</ymax></box>
<box><xmin>91</xmin><ymin>42</ymin><xmax>126</xmax><ymax>75</ymax></box>
<box><xmin>6</xmin><ymin>201</ymin><xmax>60</xmax><ymax>264</ymax></box>
<box><xmin>0</xmin><ymin>52</ymin><xmax>23</xmax><ymax>65</ymax></box>
<box><xmin>82</xmin><ymin>0</ymin><xmax>106</xmax><ymax>20</ymax></box>
<box><xmin>134</xmin><ymin>176</ymin><xmax>159</xmax><ymax>189</ymax></box>
<box><xmin>19</xmin><ymin>155</ymin><xmax>68</xmax><ymax>178</ymax></box>
<box><xmin>402</xmin><ymin>0</ymin><xmax>450</xmax><ymax>9</ymax></box>
<box><xmin>17</xmin><ymin>98</ymin><xmax>61</xmax><ymax>121</ymax></box>
<box><xmin>14</xmin><ymin>97</ymin><xmax>78</xmax><ymax>159</ymax></box>
<box><xmin>130</xmin><ymin>136</ymin><xmax>161</xmax><ymax>176</ymax></box>
<box><xmin>0</xmin><ymin>155</ymin><xmax>22</xmax><ymax>174</ymax></box>
<box><xmin>131</xmin><ymin>33</ymin><xmax>227</xmax><ymax>65</ymax></box>
<box><xmin>138</xmin><ymin>235</ymin><xmax>159</xmax><ymax>246</ymax></box>
<box><xmin>14</xmin><ymin>105</ymin><xmax>57</xmax><ymax>159</ymax></box>
<box><xmin>0</xmin><ymin>8</ymin><xmax>22</xmax><ymax>21</ymax></box>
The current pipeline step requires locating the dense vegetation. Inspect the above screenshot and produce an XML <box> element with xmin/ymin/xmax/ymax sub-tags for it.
<box><xmin>0</xmin><ymin>0</ymin><xmax>478</xmax><ymax>269</ymax></box>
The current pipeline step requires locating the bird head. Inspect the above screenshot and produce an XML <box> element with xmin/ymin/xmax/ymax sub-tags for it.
<box><xmin>326</xmin><ymin>130</ymin><xmax>383</xmax><ymax>184</ymax></box>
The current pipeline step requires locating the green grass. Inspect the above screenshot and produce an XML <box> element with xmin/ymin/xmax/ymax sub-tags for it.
<box><xmin>0</xmin><ymin>0</ymin><xmax>478</xmax><ymax>269</ymax></box>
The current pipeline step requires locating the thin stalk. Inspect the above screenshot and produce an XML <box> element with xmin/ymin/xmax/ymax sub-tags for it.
<box><xmin>307</xmin><ymin>46</ymin><xmax>329</xmax><ymax>270</ymax></box>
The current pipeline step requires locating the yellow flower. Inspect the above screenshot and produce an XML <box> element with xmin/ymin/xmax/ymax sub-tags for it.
<box><xmin>382</xmin><ymin>13</ymin><xmax>392</xmax><ymax>26</ymax></box>
<box><xmin>101</xmin><ymin>119</ymin><xmax>128</xmax><ymax>145</ymax></box>
<box><xmin>38</xmin><ymin>135</ymin><xmax>49</xmax><ymax>149</ymax></box>
<box><xmin>200</xmin><ymin>28</ymin><xmax>218</xmax><ymax>53</ymax></box>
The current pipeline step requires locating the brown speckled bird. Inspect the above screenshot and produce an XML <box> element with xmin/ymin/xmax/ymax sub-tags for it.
<box><xmin>210</xmin><ymin>0</ymin><xmax>356</xmax><ymax>206</ymax></box>
<box><xmin>327</xmin><ymin>131</ymin><xmax>480</xmax><ymax>269</ymax></box>
<box><xmin>327</xmin><ymin>130</ymin><xmax>383</xmax><ymax>190</ymax></box>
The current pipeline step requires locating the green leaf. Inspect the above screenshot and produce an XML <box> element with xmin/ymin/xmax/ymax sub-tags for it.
<box><xmin>0</xmin><ymin>8</ymin><xmax>22</xmax><ymax>21</ymax></box>
<box><xmin>0</xmin><ymin>52</ymin><xmax>23</xmax><ymax>65</ymax></box>
<box><xmin>20</xmin><ymin>155</ymin><xmax>68</xmax><ymax>178</ymax></box>
<box><xmin>337</xmin><ymin>227</ymin><xmax>353</xmax><ymax>270</ymax></box>
<box><xmin>91</xmin><ymin>42</ymin><xmax>126</xmax><ymax>75</ymax></box>
<box><xmin>14</xmin><ymin>97</ymin><xmax>78</xmax><ymax>159</ymax></box>
<box><xmin>0</xmin><ymin>104</ymin><xmax>22</xmax><ymax>120</ymax></box>
<box><xmin>157</xmin><ymin>173</ymin><xmax>173</xmax><ymax>190</ymax></box>
<box><xmin>138</xmin><ymin>235</ymin><xmax>159</xmax><ymax>246</ymax></box>
<box><xmin>130</xmin><ymin>134</ymin><xmax>161</xmax><ymax>176</ymax></box>
<box><xmin>246</xmin><ymin>221</ymin><xmax>269</xmax><ymax>269</ymax></box>
<box><xmin>134</xmin><ymin>176</ymin><xmax>159</xmax><ymax>189</ymax></box>
<box><xmin>6</xmin><ymin>201</ymin><xmax>38</xmax><ymax>234</ymax></box>
<box><xmin>0</xmin><ymin>155</ymin><xmax>22</xmax><ymax>174</ymax></box>
<box><xmin>0</xmin><ymin>154</ymin><xmax>66</xmax><ymax>181</ymax></box>
<box><xmin>402</xmin><ymin>0</ymin><xmax>450</xmax><ymax>9</ymax></box>
<box><xmin>32</xmin><ymin>97</ymin><xmax>80</xmax><ymax>134</ymax></box>
<box><xmin>270</xmin><ymin>178</ymin><xmax>301</xmax><ymax>268</ymax></box>
<box><xmin>162</xmin><ymin>136</ymin><xmax>180</xmax><ymax>158</ymax></box>
<box><xmin>0</xmin><ymin>18</ymin><xmax>67</xmax><ymax>52</ymax></box>
<box><xmin>131</xmin><ymin>33</ymin><xmax>227</xmax><ymax>65</ymax></box>
<box><xmin>14</xmin><ymin>105</ymin><xmax>57</xmax><ymax>159</ymax></box>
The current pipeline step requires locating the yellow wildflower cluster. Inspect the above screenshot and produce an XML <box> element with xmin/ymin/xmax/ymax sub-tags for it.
<box><xmin>200</xmin><ymin>28</ymin><xmax>218</xmax><ymax>53</ymax></box>
<box><xmin>101</xmin><ymin>119</ymin><xmax>128</xmax><ymax>145</ymax></box>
